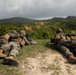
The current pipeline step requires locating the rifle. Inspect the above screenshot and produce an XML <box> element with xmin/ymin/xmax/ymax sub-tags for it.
<box><xmin>66</xmin><ymin>34</ymin><xmax>76</xmax><ymax>37</ymax></box>
<box><xmin>51</xmin><ymin>38</ymin><xmax>60</xmax><ymax>45</ymax></box>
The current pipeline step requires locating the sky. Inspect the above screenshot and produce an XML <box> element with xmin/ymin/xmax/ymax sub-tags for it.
<box><xmin>0</xmin><ymin>0</ymin><xmax>76</xmax><ymax>20</ymax></box>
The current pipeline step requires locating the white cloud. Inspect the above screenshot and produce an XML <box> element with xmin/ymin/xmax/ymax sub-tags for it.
<box><xmin>0</xmin><ymin>0</ymin><xmax>76</xmax><ymax>19</ymax></box>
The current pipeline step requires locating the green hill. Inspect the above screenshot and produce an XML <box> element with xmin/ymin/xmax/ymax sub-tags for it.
<box><xmin>0</xmin><ymin>16</ymin><xmax>76</xmax><ymax>24</ymax></box>
<box><xmin>0</xmin><ymin>17</ymin><xmax>38</xmax><ymax>24</ymax></box>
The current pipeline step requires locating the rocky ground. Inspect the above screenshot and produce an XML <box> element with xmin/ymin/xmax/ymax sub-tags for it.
<box><xmin>18</xmin><ymin>49</ymin><xmax>76</xmax><ymax>75</ymax></box>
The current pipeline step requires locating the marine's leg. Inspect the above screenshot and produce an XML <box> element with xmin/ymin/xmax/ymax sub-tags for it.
<box><xmin>9</xmin><ymin>42</ymin><xmax>20</xmax><ymax>58</ymax></box>
<box><xmin>57</xmin><ymin>45</ymin><xmax>76</xmax><ymax>63</ymax></box>
<box><xmin>3</xmin><ymin>42</ymin><xmax>21</xmax><ymax>66</ymax></box>
<box><xmin>59</xmin><ymin>46</ymin><xmax>73</xmax><ymax>58</ymax></box>
<box><xmin>0</xmin><ymin>43</ymin><xmax>11</xmax><ymax>58</ymax></box>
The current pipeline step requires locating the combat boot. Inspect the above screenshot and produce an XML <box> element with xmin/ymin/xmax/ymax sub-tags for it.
<box><xmin>68</xmin><ymin>55</ymin><xmax>76</xmax><ymax>64</ymax></box>
<box><xmin>3</xmin><ymin>56</ymin><xmax>19</xmax><ymax>66</ymax></box>
<box><xmin>0</xmin><ymin>50</ymin><xmax>6</xmax><ymax>58</ymax></box>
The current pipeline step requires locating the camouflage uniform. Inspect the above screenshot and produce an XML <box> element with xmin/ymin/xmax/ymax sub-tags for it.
<box><xmin>8</xmin><ymin>30</ymin><xmax>21</xmax><ymax>57</ymax></box>
<box><xmin>68</xmin><ymin>31</ymin><xmax>76</xmax><ymax>54</ymax></box>
<box><xmin>19</xmin><ymin>30</ymin><xmax>30</xmax><ymax>45</ymax></box>
<box><xmin>0</xmin><ymin>34</ymin><xmax>10</xmax><ymax>58</ymax></box>
<box><xmin>57</xmin><ymin>39</ymin><xmax>73</xmax><ymax>58</ymax></box>
<box><xmin>20</xmin><ymin>30</ymin><xmax>37</xmax><ymax>45</ymax></box>
<box><xmin>0</xmin><ymin>41</ymin><xmax>20</xmax><ymax>58</ymax></box>
<box><xmin>55</xmin><ymin>28</ymin><xmax>76</xmax><ymax>63</ymax></box>
<box><xmin>69</xmin><ymin>31</ymin><xmax>76</xmax><ymax>41</ymax></box>
<box><xmin>3</xmin><ymin>30</ymin><xmax>24</xmax><ymax>66</ymax></box>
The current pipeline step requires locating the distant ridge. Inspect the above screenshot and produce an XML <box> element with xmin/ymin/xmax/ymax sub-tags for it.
<box><xmin>0</xmin><ymin>17</ymin><xmax>38</xmax><ymax>24</ymax></box>
<box><xmin>0</xmin><ymin>16</ymin><xmax>76</xmax><ymax>24</ymax></box>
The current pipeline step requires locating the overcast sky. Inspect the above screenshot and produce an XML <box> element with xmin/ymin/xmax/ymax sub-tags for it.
<box><xmin>0</xmin><ymin>0</ymin><xmax>76</xmax><ymax>20</ymax></box>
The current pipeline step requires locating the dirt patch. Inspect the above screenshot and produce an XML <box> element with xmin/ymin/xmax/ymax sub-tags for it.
<box><xmin>24</xmin><ymin>26</ymin><xmax>33</xmax><ymax>30</ymax></box>
<box><xmin>19</xmin><ymin>49</ymin><xmax>76</xmax><ymax>75</ymax></box>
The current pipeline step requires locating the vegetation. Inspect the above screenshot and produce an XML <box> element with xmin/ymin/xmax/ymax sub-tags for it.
<box><xmin>0</xmin><ymin>16</ymin><xmax>76</xmax><ymax>39</ymax></box>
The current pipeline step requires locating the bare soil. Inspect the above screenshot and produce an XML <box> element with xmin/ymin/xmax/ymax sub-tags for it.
<box><xmin>18</xmin><ymin>49</ymin><xmax>76</xmax><ymax>75</ymax></box>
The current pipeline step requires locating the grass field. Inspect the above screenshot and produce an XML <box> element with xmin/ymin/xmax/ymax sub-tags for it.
<box><xmin>0</xmin><ymin>39</ymin><xmax>76</xmax><ymax>75</ymax></box>
<box><xmin>0</xmin><ymin>39</ymin><xmax>53</xmax><ymax>75</ymax></box>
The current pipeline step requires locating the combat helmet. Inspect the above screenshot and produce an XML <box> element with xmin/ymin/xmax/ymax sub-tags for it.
<box><xmin>11</xmin><ymin>30</ymin><xmax>18</xmax><ymax>34</ymax></box>
<box><xmin>70</xmin><ymin>31</ymin><xmax>76</xmax><ymax>34</ymax></box>
<box><xmin>19</xmin><ymin>30</ymin><xmax>26</xmax><ymax>36</ymax></box>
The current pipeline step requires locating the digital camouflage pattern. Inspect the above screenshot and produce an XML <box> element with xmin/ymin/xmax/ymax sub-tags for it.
<box><xmin>54</xmin><ymin>29</ymin><xmax>76</xmax><ymax>63</ymax></box>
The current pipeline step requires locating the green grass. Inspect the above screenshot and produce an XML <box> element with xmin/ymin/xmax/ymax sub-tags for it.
<box><xmin>0</xmin><ymin>61</ymin><xmax>21</xmax><ymax>75</ymax></box>
<box><xmin>0</xmin><ymin>39</ymin><xmax>57</xmax><ymax>75</ymax></box>
<box><xmin>18</xmin><ymin>39</ymin><xmax>51</xmax><ymax>58</ymax></box>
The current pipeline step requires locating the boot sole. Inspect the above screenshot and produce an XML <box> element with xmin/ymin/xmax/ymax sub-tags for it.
<box><xmin>3</xmin><ymin>58</ymin><xmax>19</xmax><ymax>66</ymax></box>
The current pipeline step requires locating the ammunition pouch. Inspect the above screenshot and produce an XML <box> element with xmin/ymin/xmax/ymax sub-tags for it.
<box><xmin>12</xmin><ymin>38</ymin><xmax>25</xmax><ymax>47</ymax></box>
<box><xmin>1</xmin><ymin>34</ymin><xmax>10</xmax><ymax>41</ymax></box>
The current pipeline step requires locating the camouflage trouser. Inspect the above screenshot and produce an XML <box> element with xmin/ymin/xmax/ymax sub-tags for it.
<box><xmin>9</xmin><ymin>41</ymin><xmax>21</xmax><ymax>58</ymax></box>
<box><xmin>1</xmin><ymin>41</ymin><xmax>21</xmax><ymax>58</ymax></box>
<box><xmin>57</xmin><ymin>43</ymin><xmax>73</xmax><ymax>58</ymax></box>
<box><xmin>0</xmin><ymin>42</ymin><xmax>10</xmax><ymax>52</ymax></box>
<box><xmin>0</xmin><ymin>38</ymin><xmax>8</xmax><ymax>47</ymax></box>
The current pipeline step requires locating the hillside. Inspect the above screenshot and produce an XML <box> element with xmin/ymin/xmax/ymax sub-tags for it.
<box><xmin>0</xmin><ymin>16</ymin><xmax>76</xmax><ymax>39</ymax></box>
<box><xmin>0</xmin><ymin>17</ymin><xmax>38</xmax><ymax>24</ymax></box>
<box><xmin>0</xmin><ymin>16</ymin><xmax>76</xmax><ymax>24</ymax></box>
